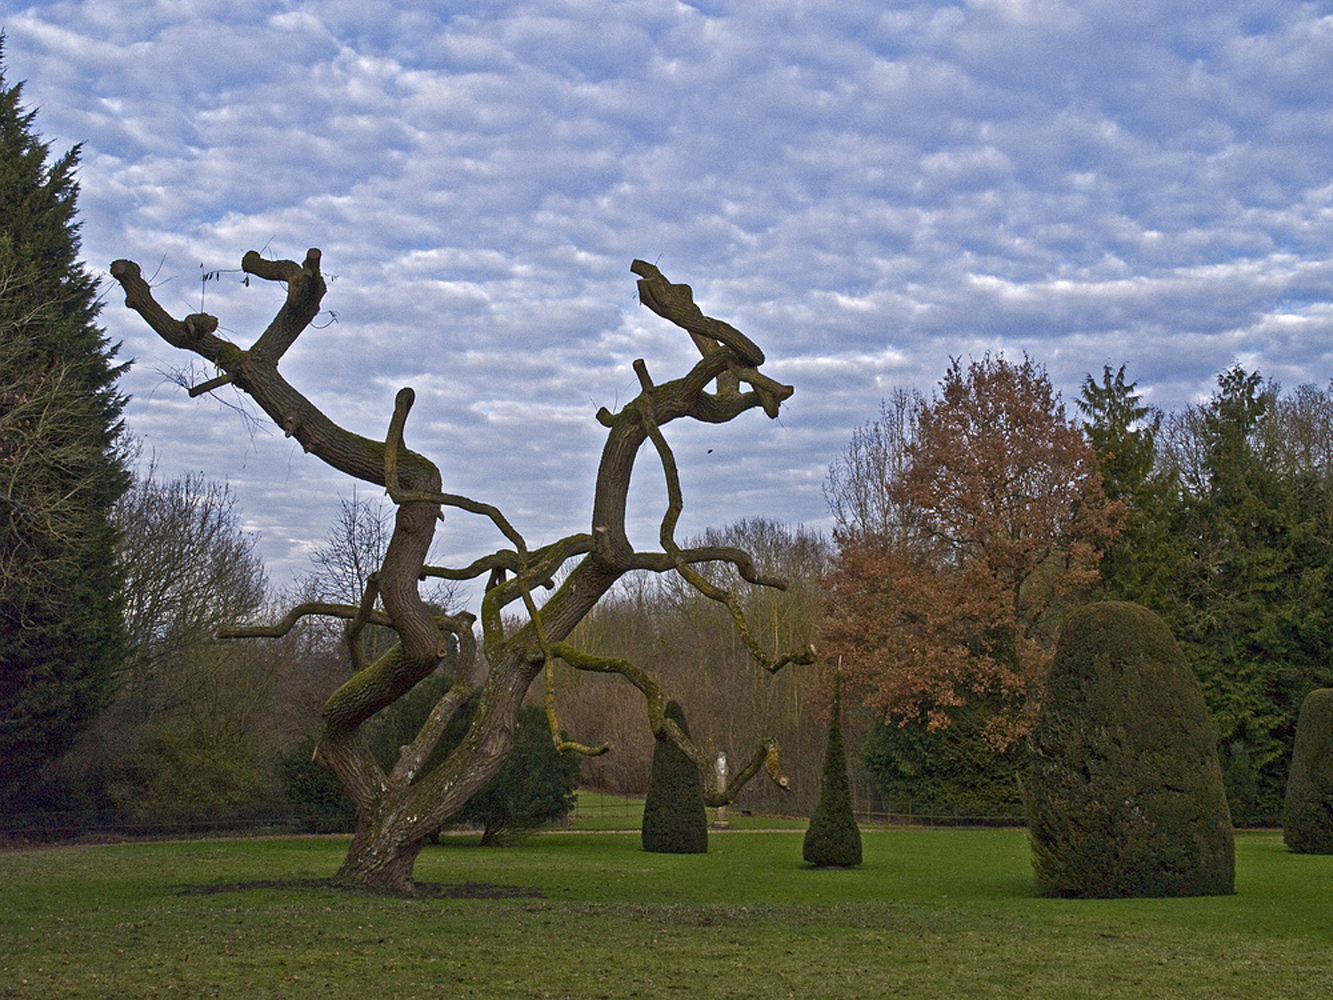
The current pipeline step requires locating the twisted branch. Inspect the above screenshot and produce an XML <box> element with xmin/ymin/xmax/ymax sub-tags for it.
<box><xmin>550</xmin><ymin>641</ymin><xmax>790</xmax><ymax>804</ymax></box>
<box><xmin>631</xmin><ymin>259</ymin><xmax>765</xmax><ymax>368</ymax></box>
<box><xmin>115</xmin><ymin>248</ymin><xmax>808</xmax><ymax>864</ymax></box>
<box><xmin>387</xmin><ymin>613</ymin><xmax>480</xmax><ymax>789</ymax></box>
<box><xmin>420</xmin><ymin>533</ymin><xmax>594</xmax><ymax>586</ymax></box>
<box><xmin>344</xmin><ymin>571</ymin><xmax>385</xmax><ymax>674</ymax></box>
<box><xmin>219</xmin><ymin>601</ymin><xmax>391</xmax><ymax>638</ymax></box>
<box><xmin>636</xmin><ymin>390</ymin><xmax>816</xmax><ymax>674</ymax></box>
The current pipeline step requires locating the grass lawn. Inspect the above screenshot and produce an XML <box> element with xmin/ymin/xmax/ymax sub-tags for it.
<box><xmin>2</xmin><ymin>828</ymin><xmax>1330</xmax><ymax>998</ymax></box>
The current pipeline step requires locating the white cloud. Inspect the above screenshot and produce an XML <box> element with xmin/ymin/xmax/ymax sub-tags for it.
<box><xmin>6</xmin><ymin>0</ymin><xmax>1333</xmax><ymax>590</ymax></box>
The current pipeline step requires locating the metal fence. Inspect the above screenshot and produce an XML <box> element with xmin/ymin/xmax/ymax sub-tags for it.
<box><xmin>567</xmin><ymin>792</ymin><xmax>1026</xmax><ymax>827</ymax></box>
<box><xmin>0</xmin><ymin>802</ymin><xmax>1278</xmax><ymax>841</ymax></box>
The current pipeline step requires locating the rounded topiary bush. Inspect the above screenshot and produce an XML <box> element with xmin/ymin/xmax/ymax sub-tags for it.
<box><xmin>1025</xmin><ymin>601</ymin><xmax>1234</xmax><ymax>898</ymax></box>
<box><xmin>803</xmin><ymin>680</ymin><xmax>862</xmax><ymax>867</ymax></box>
<box><xmin>1283</xmin><ymin>688</ymin><xmax>1333</xmax><ymax>854</ymax></box>
<box><xmin>642</xmin><ymin>700</ymin><xmax>708</xmax><ymax>854</ymax></box>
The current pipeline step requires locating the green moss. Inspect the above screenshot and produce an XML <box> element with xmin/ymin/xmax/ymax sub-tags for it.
<box><xmin>322</xmin><ymin>644</ymin><xmax>408</xmax><ymax>733</ymax></box>
<box><xmin>1025</xmin><ymin>601</ymin><xmax>1234</xmax><ymax>897</ymax></box>
<box><xmin>213</xmin><ymin>342</ymin><xmax>247</xmax><ymax>368</ymax></box>
<box><xmin>1282</xmin><ymin>688</ymin><xmax>1333</xmax><ymax>853</ymax></box>
<box><xmin>641</xmin><ymin>701</ymin><xmax>708</xmax><ymax>854</ymax></box>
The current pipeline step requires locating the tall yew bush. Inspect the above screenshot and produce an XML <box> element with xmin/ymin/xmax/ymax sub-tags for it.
<box><xmin>1026</xmin><ymin>602</ymin><xmax>1234</xmax><ymax>897</ymax></box>
<box><xmin>642</xmin><ymin>701</ymin><xmax>708</xmax><ymax>854</ymax></box>
<box><xmin>803</xmin><ymin>675</ymin><xmax>861</xmax><ymax>867</ymax></box>
<box><xmin>1283</xmin><ymin>688</ymin><xmax>1333</xmax><ymax>854</ymax></box>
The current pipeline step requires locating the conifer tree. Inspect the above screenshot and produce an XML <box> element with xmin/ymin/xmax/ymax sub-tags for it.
<box><xmin>642</xmin><ymin>700</ymin><xmax>708</xmax><ymax>853</ymax></box>
<box><xmin>0</xmin><ymin>44</ymin><xmax>129</xmax><ymax>806</ymax></box>
<box><xmin>1099</xmin><ymin>365</ymin><xmax>1333</xmax><ymax>816</ymax></box>
<box><xmin>803</xmin><ymin>668</ymin><xmax>862</xmax><ymax>867</ymax></box>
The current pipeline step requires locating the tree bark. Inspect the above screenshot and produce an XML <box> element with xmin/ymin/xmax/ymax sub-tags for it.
<box><xmin>112</xmin><ymin>251</ymin><xmax>809</xmax><ymax>893</ymax></box>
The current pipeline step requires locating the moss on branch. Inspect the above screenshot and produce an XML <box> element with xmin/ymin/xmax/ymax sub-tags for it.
<box><xmin>116</xmin><ymin>248</ymin><xmax>805</xmax><ymax>891</ymax></box>
<box><xmin>549</xmin><ymin>641</ymin><xmax>790</xmax><ymax>804</ymax></box>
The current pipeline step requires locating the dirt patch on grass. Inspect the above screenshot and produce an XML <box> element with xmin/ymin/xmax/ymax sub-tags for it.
<box><xmin>174</xmin><ymin>878</ymin><xmax>545</xmax><ymax>899</ymax></box>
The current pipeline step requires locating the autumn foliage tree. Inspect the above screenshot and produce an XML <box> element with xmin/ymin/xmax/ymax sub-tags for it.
<box><xmin>111</xmin><ymin>249</ymin><xmax>812</xmax><ymax>892</ymax></box>
<box><xmin>822</xmin><ymin>355</ymin><xmax>1121</xmax><ymax>755</ymax></box>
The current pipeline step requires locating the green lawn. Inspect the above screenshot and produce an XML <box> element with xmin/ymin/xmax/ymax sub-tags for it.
<box><xmin>1</xmin><ymin>829</ymin><xmax>1329</xmax><ymax>998</ymax></box>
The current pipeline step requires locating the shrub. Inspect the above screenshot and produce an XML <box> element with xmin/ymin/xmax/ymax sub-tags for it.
<box><xmin>1219</xmin><ymin>739</ymin><xmax>1260</xmax><ymax>822</ymax></box>
<box><xmin>1283</xmin><ymin>688</ymin><xmax>1333</xmax><ymax>854</ymax></box>
<box><xmin>861</xmin><ymin>700</ymin><xmax>1023</xmax><ymax>817</ymax></box>
<box><xmin>1025</xmin><ymin>601</ymin><xmax>1234</xmax><ymax>897</ymax></box>
<box><xmin>642</xmin><ymin>701</ymin><xmax>708</xmax><ymax>853</ymax></box>
<box><xmin>366</xmin><ymin>666</ymin><xmax>461</xmax><ymax>776</ymax></box>
<box><xmin>459</xmin><ymin>703</ymin><xmax>581</xmax><ymax>845</ymax></box>
<box><xmin>803</xmin><ymin>679</ymin><xmax>861</xmax><ymax>867</ymax></box>
<box><xmin>105</xmin><ymin>724</ymin><xmax>271</xmax><ymax>828</ymax></box>
<box><xmin>279</xmin><ymin>736</ymin><xmax>356</xmax><ymax>833</ymax></box>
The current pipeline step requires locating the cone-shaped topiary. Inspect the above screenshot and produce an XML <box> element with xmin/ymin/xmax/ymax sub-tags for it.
<box><xmin>1026</xmin><ymin>601</ymin><xmax>1234</xmax><ymax>897</ymax></box>
<box><xmin>1283</xmin><ymin>688</ymin><xmax>1333</xmax><ymax>853</ymax></box>
<box><xmin>642</xmin><ymin>700</ymin><xmax>708</xmax><ymax>853</ymax></box>
<box><xmin>803</xmin><ymin>672</ymin><xmax>862</xmax><ymax>867</ymax></box>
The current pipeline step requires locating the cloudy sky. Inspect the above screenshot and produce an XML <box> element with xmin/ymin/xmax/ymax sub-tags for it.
<box><xmin>6</xmin><ymin>0</ymin><xmax>1333</xmax><ymax>595</ymax></box>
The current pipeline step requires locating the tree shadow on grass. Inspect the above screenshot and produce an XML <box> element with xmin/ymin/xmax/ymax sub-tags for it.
<box><xmin>174</xmin><ymin>878</ymin><xmax>545</xmax><ymax>899</ymax></box>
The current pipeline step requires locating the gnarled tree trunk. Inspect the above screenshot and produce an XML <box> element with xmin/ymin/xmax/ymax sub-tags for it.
<box><xmin>112</xmin><ymin>250</ymin><xmax>812</xmax><ymax>893</ymax></box>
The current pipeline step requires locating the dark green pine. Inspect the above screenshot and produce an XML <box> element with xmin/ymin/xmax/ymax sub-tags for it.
<box><xmin>0</xmin><ymin>42</ymin><xmax>130</xmax><ymax>808</ymax></box>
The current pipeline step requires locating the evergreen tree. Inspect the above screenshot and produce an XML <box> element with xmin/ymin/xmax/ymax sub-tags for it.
<box><xmin>642</xmin><ymin>700</ymin><xmax>708</xmax><ymax>853</ymax></box>
<box><xmin>1078</xmin><ymin>364</ymin><xmax>1181</xmax><ymax>608</ymax></box>
<box><xmin>860</xmin><ymin>702</ymin><xmax>1023</xmax><ymax>817</ymax></box>
<box><xmin>0</xmin><ymin>44</ymin><xmax>129</xmax><ymax>807</ymax></box>
<box><xmin>1169</xmin><ymin>368</ymin><xmax>1333</xmax><ymax>816</ymax></box>
<box><xmin>363</xmin><ymin>675</ymin><xmax>579</xmax><ymax>845</ymax></box>
<box><xmin>1084</xmin><ymin>364</ymin><xmax>1333</xmax><ymax>816</ymax></box>
<box><xmin>458</xmin><ymin>704</ymin><xmax>581</xmax><ymax>846</ymax></box>
<box><xmin>803</xmin><ymin>672</ymin><xmax>861</xmax><ymax>867</ymax></box>
<box><xmin>1079</xmin><ymin>364</ymin><xmax>1159</xmax><ymax>504</ymax></box>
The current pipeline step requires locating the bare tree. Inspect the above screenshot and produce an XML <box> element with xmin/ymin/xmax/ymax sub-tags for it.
<box><xmin>823</xmin><ymin>387</ymin><xmax>924</xmax><ymax>545</ymax></box>
<box><xmin>296</xmin><ymin>489</ymin><xmax>437</xmax><ymax>661</ymax></box>
<box><xmin>306</xmin><ymin>489</ymin><xmax>391</xmax><ymax>608</ymax></box>
<box><xmin>52</xmin><ymin>464</ymin><xmax>276</xmax><ymax>827</ymax></box>
<box><xmin>116</xmin><ymin>462</ymin><xmax>267</xmax><ymax>693</ymax></box>
<box><xmin>111</xmin><ymin>249</ymin><xmax>813</xmax><ymax>892</ymax></box>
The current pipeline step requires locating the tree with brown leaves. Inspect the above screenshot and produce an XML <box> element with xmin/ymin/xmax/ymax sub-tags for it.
<box><xmin>822</xmin><ymin>355</ymin><xmax>1121</xmax><ymax>749</ymax></box>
